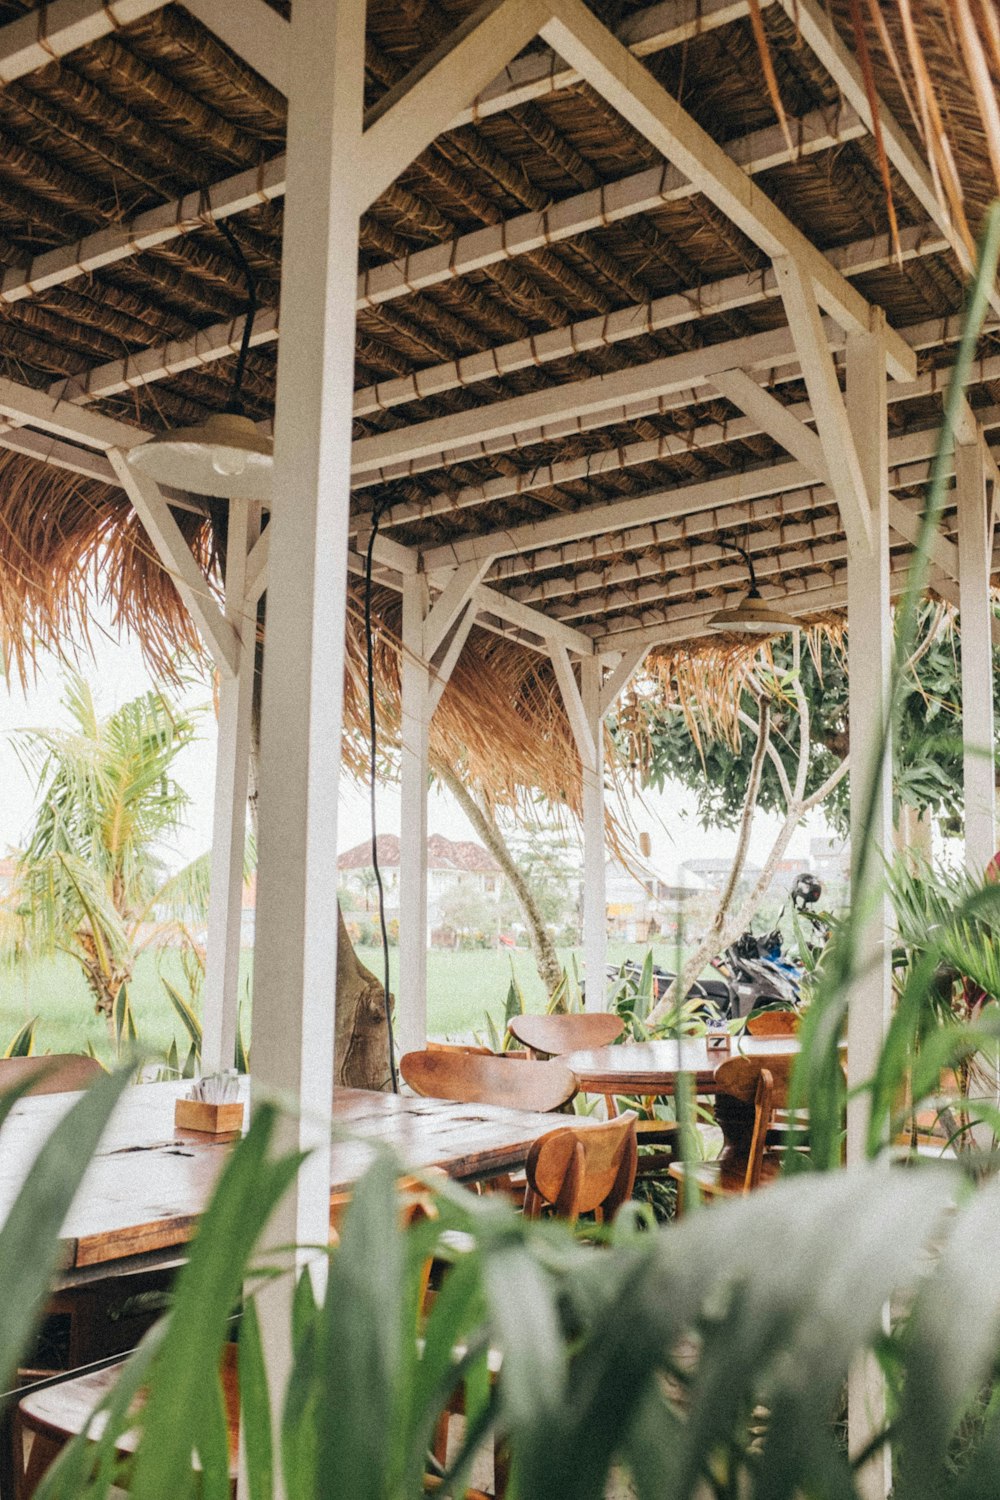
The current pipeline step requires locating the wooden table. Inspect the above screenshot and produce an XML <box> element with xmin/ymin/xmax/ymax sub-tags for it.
<box><xmin>0</xmin><ymin>1080</ymin><xmax>559</xmax><ymax>1272</ymax></box>
<box><xmin>564</xmin><ymin>1035</ymin><xmax>804</xmax><ymax>1095</ymax></box>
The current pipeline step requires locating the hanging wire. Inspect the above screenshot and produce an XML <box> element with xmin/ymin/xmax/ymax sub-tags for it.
<box><xmin>717</xmin><ymin>533</ymin><xmax>761</xmax><ymax>596</ymax></box>
<box><xmin>213</xmin><ymin>218</ymin><xmax>258</xmax><ymax>416</ymax></box>
<box><xmin>364</xmin><ymin>498</ymin><xmax>399</xmax><ymax>1093</ymax></box>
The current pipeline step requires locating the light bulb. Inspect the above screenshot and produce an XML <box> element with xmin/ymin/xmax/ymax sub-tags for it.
<box><xmin>211</xmin><ymin>446</ymin><xmax>250</xmax><ymax>479</ymax></box>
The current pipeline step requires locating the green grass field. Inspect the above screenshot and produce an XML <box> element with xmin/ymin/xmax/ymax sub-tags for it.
<box><xmin>0</xmin><ymin>940</ymin><xmax>685</xmax><ymax>1062</ymax></box>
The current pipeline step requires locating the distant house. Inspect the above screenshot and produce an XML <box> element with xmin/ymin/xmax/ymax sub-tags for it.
<box><xmin>337</xmin><ymin>834</ymin><xmax>502</xmax><ymax>940</ymax></box>
<box><xmin>680</xmin><ymin>856</ymin><xmax>763</xmax><ymax>893</ymax></box>
<box><xmin>605</xmin><ymin>857</ymin><xmax>678</xmax><ymax>941</ymax></box>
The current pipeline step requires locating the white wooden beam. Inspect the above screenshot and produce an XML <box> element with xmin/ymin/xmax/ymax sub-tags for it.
<box><xmin>202</xmin><ymin>499</ymin><xmax>260</xmax><ymax>1073</ymax></box>
<box><xmin>774</xmin><ymin>254</ymin><xmax>873</xmax><ymax>554</ymax></box>
<box><xmin>455</xmin><ymin>0</ymin><xmax>762</xmax><ymax>124</ymax></box>
<box><xmin>0</xmin><ymin>156</ymin><xmax>286</xmax><ymax>308</ymax></box>
<box><xmin>539</xmin><ymin>0</ymin><xmax>915</xmax><ymax>380</ymax></box>
<box><xmin>775</xmin><ymin>0</ymin><xmax>1000</xmax><ymax>322</ymax></box>
<box><xmin>0</xmin><ymin>0</ymin><xmax>172</xmax><ymax>83</ymax></box>
<box><xmin>357</xmin><ymin>103</ymin><xmax>864</xmax><ymax>312</ymax></box>
<box><xmin>106</xmin><ymin>448</ymin><xmax>240</xmax><ymax>676</ymax></box>
<box><xmin>363</xmin><ymin>301</ymin><xmax>992</xmax><ymax>508</ymax></box>
<box><xmin>63</xmin><ymin>104</ymin><xmax>863</xmax><ymax>410</ymax></box>
<box><xmin>598</xmin><ymin>645</ymin><xmax>648</xmax><ymax>715</ymax></box>
<box><xmin>476</xmin><ymin>585</ymin><xmax>594</xmax><ymax>656</ymax></box>
<box><xmin>399</xmin><ymin>574</ymin><xmax>432</xmax><ymax>1058</ymax></box>
<box><xmin>0</xmin><ymin>376</ymin><xmax>147</xmax><ymax>452</ymax></box>
<box><xmin>182</xmin><ymin>0</ymin><xmax>291</xmax><ymax>96</ymax></box>
<box><xmin>428</xmin><ymin>599</ymin><xmax>478</xmax><ymax>715</ymax></box>
<box><xmin>710</xmin><ymin>366</ymin><xmax>829</xmax><ymax>481</ymax></box>
<box><xmin>245</xmin><ymin>528</ymin><xmax>270</xmax><ymax>609</ymax></box>
<box><xmin>580</xmin><ymin>656</ymin><xmax>607</xmax><ymax>1010</ymax></box>
<box><xmin>249</xmin><ymin>0</ymin><xmax>365</xmax><ymax>1446</ymax></box>
<box><xmin>352</xmin><ymin>323</ymin><xmax>822</xmax><ymax>479</ymax></box>
<box><xmin>548</xmin><ymin>639</ymin><xmax>597</xmax><ymax>765</ymax></box>
<box><xmin>360</xmin><ymin>0</ymin><xmax>546</xmax><ymax>210</ymax></box>
<box><xmin>424</xmin><ymin>459</ymin><xmax>816</xmax><ymax>569</ymax></box>
<box><xmin>956</xmin><ymin>439</ymin><xmax>996</xmax><ymax>874</ymax></box>
<box><xmin>423</xmin><ymin>559</ymin><xmax>494</xmax><ymax>660</ymax></box>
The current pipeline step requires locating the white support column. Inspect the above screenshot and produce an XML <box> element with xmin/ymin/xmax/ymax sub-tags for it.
<box><xmin>581</xmin><ymin>658</ymin><xmax>608</xmax><ymax>1011</ymax></box>
<box><xmin>956</xmin><ymin>439</ymin><xmax>996</xmax><ymax>874</ymax></box>
<box><xmin>248</xmin><ymin>0</ymin><xmax>364</xmax><ymax>1487</ymax></box>
<box><xmin>844</xmin><ymin>320</ymin><xmax>893</xmax><ymax>1500</ymax></box>
<box><xmin>398</xmin><ymin>574</ymin><xmax>431</xmax><ymax>1057</ymax></box>
<box><xmin>202</xmin><ymin>500</ymin><xmax>260</xmax><ymax>1073</ymax></box>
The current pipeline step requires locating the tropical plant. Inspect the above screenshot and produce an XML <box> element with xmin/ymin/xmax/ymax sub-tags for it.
<box><xmin>1</xmin><ymin>676</ymin><xmax>209</xmax><ymax>1023</ymax></box>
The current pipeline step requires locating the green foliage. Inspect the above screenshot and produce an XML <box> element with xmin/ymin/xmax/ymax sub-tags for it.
<box><xmin>621</xmin><ymin>608</ymin><xmax>985</xmax><ymax>837</ymax></box>
<box><xmin>3</xmin><ymin>1015</ymin><xmax>36</xmax><ymax>1056</ymax></box>
<box><xmin>1</xmin><ymin>675</ymin><xmax>208</xmax><ymax>1019</ymax></box>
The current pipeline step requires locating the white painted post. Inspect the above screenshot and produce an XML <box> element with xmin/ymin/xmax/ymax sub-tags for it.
<box><xmin>247</xmin><ymin>0</ymin><xmax>364</xmax><ymax>1488</ymax></box>
<box><xmin>844</xmin><ymin>320</ymin><xmax>893</xmax><ymax>1500</ymax></box>
<box><xmin>398</xmin><ymin>574</ymin><xmax>431</xmax><ymax>1056</ymax></box>
<box><xmin>956</xmin><ymin>439</ymin><xmax>996</xmax><ymax>874</ymax></box>
<box><xmin>202</xmin><ymin>498</ymin><xmax>259</xmax><ymax>1073</ymax></box>
<box><xmin>581</xmin><ymin>656</ymin><xmax>608</xmax><ymax>1011</ymax></box>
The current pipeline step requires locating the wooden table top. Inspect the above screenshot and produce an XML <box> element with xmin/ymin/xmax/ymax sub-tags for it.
<box><xmin>0</xmin><ymin>1080</ymin><xmax>559</xmax><ymax>1270</ymax></box>
<box><xmin>564</xmin><ymin>1035</ymin><xmax>804</xmax><ymax>1093</ymax></box>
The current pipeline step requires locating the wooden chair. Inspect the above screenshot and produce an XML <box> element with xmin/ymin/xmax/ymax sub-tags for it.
<box><xmin>745</xmin><ymin>1010</ymin><xmax>799</xmax><ymax>1037</ymax></box>
<box><xmin>400</xmin><ymin>1050</ymin><xmax>577</xmax><ymax>1113</ymax></box>
<box><xmin>0</xmin><ymin>1055</ymin><xmax>103</xmax><ymax>1097</ymax></box>
<box><xmin>668</xmin><ymin>1054</ymin><xmax>796</xmax><ymax>1206</ymax></box>
<box><xmin>522</xmin><ymin>1113</ymin><xmax>638</xmax><ymax>1223</ymax></box>
<box><xmin>15</xmin><ymin>1343</ymin><xmax>489</xmax><ymax>1499</ymax></box>
<box><xmin>506</xmin><ymin>1011</ymin><xmax>623</xmax><ymax>1057</ymax></box>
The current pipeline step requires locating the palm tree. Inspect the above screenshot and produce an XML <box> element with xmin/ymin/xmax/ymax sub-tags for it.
<box><xmin>2</xmin><ymin>675</ymin><xmax>208</xmax><ymax>1020</ymax></box>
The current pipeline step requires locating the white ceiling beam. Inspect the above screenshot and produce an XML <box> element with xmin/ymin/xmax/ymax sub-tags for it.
<box><xmin>181</xmin><ymin>0</ymin><xmax>291</xmax><ymax>96</ymax></box>
<box><xmin>351</xmin><ymin>323</ymin><xmax>823</xmax><ymax>478</ymax></box>
<box><xmin>539</xmin><ymin>0</ymin><xmax>915</xmax><ymax>380</ymax></box>
<box><xmin>107</xmin><ymin>449</ymin><xmax>240</xmax><ymax>676</ymax></box>
<box><xmin>709</xmin><ymin>366</ymin><xmax>829</xmax><ymax>481</ymax></box>
<box><xmin>423</xmin><ymin>558</ymin><xmax>494</xmax><ymax>659</ymax></box>
<box><xmin>422</xmin><ymin>458</ymin><xmax>815</xmax><ymax>568</ymax></box>
<box><xmin>773</xmin><ymin>254</ymin><xmax>873</xmax><ymax>553</ymax></box>
<box><xmin>0</xmin><ymin>375</ymin><xmax>148</xmax><ymax>451</ymax></box>
<box><xmin>355</xmin><ymin>213</ymin><xmax>928</xmax><ymax>423</ymax></box>
<box><xmin>598</xmin><ymin>645</ymin><xmax>648</xmax><ymax>713</ymax></box>
<box><xmin>357</xmin><ymin>101</ymin><xmax>864</xmax><ymax>312</ymax></box>
<box><xmin>245</xmin><ymin>528</ymin><xmax>270</xmax><ymax>609</ymax></box>
<box><xmin>359</xmin><ymin>0</ymin><xmax>547</xmax><ymax>210</ymax></box>
<box><xmin>0</xmin><ymin>156</ymin><xmax>285</xmax><ymax>308</ymax></box>
<box><xmin>0</xmin><ymin>0</ymin><xmax>172</xmax><ymax>83</ymax></box>
<box><xmin>547</xmin><ymin>640</ymin><xmax>597</xmax><ymax>764</ymax></box>
<box><xmin>61</xmin><ymin>103</ymin><xmax>865</xmax><ymax>408</ymax></box>
<box><xmin>0</xmin><ymin>427</ymin><xmax>117</xmax><ymax>484</ymax></box>
<box><xmin>775</xmin><ymin>0</ymin><xmax>1000</xmax><ymax>322</ymax></box>
<box><xmin>428</xmin><ymin>599</ymin><xmax>478</xmax><ymax>713</ymax></box>
<box><xmin>474</xmin><ymin>585</ymin><xmax>594</xmax><ymax>655</ymax></box>
<box><xmin>454</xmin><ymin>0</ymin><xmax>763</xmax><ymax>124</ymax></box>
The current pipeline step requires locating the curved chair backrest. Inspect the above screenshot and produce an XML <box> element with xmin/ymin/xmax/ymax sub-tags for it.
<box><xmin>426</xmin><ymin>1041</ymin><xmax>495</xmax><ymax>1056</ymax></box>
<box><xmin>400</xmin><ymin>1050</ymin><xmax>577</xmax><ymax>1112</ymax></box>
<box><xmin>746</xmin><ymin>1010</ymin><xmax>799</xmax><ymax>1037</ymax></box>
<box><xmin>0</xmin><ymin>1054</ymin><xmax>104</xmax><ymax>1097</ymax></box>
<box><xmin>523</xmin><ymin>1113</ymin><xmax>638</xmax><ymax>1222</ymax></box>
<box><xmin>715</xmin><ymin>1053</ymin><xmax>795</xmax><ymax>1192</ymax></box>
<box><xmin>507</xmin><ymin>1011</ymin><xmax>623</xmax><ymax>1057</ymax></box>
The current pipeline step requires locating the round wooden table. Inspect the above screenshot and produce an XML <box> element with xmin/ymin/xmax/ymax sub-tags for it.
<box><xmin>563</xmin><ymin>1035</ymin><xmax>803</xmax><ymax>1095</ymax></box>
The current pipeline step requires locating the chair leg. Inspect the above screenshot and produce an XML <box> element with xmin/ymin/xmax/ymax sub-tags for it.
<box><xmin>16</xmin><ymin>1424</ymin><xmax>64</xmax><ymax>1500</ymax></box>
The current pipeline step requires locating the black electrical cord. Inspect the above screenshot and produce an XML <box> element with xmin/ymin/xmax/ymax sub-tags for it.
<box><xmin>364</xmin><ymin>498</ymin><xmax>399</xmax><ymax>1093</ymax></box>
<box><xmin>214</xmin><ymin>218</ymin><xmax>257</xmax><ymax>416</ymax></box>
<box><xmin>717</xmin><ymin>533</ymin><xmax>761</xmax><ymax>596</ymax></box>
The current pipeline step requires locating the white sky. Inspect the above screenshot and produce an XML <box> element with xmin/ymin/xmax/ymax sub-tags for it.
<box><xmin>0</xmin><ymin>608</ymin><xmax>828</xmax><ymax>880</ymax></box>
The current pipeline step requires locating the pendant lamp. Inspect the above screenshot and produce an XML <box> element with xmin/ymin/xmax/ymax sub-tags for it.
<box><xmin>127</xmin><ymin>221</ymin><xmax>272</xmax><ymax>500</ymax></box>
<box><xmin>707</xmin><ymin>536</ymin><xmax>800</xmax><ymax>638</ymax></box>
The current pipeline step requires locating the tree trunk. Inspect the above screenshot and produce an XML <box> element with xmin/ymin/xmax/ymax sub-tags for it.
<box><xmin>438</xmin><ymin>763</ymin><xmax>565</xmax><ymax>1003</ymax></box>
<box><xmin>248</xmin><ymin>617</ymin><xmax>393</xmax><ymax>1089</ymax></box>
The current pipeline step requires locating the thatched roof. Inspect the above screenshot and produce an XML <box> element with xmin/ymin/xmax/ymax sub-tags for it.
<box><xmin>0</xmin><ymin>0</ymin><xmax>996</xmax><ymax>805</ymax></box>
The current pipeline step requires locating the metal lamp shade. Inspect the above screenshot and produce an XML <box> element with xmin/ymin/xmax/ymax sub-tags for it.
<box><xmin>127</xmin><ymin>412</ymin><xmax>273</xmax><ymax>500</ymax></box>
<box><xmin>707</xmin><ymin>592</ymin><xmax>800</xmax><ymax>638</ymax></box>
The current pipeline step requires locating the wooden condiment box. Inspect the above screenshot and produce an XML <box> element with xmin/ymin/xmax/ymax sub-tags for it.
<box><xmin>174</xmin><ymin>1098</ymin><xmax>245</xmax><ymax>1135</ymax></box>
